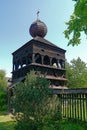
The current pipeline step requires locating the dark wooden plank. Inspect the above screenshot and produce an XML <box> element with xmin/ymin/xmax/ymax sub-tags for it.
<box><xmin>53</xmin><ymin>88</ymin><xmax>87</xmax><ymax>94</ymax></box>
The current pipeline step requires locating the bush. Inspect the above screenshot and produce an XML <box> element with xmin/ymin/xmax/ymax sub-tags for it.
<box><xmin>12</xmin><ymin>71</ymin><xmax>61</xmax><ymax>130</ymax></box>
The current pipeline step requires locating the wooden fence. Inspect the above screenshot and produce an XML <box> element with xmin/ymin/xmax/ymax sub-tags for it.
<box><xmin>53</xmin><ymin>88</ymin><xmax>87</xmax><ymax>122</ymax></box>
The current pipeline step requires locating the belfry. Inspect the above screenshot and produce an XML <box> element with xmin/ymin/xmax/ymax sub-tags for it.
<box><xmin>10</xmin><ymin>13</ymin><xmax>67</xmax><ymax>89</ymax></box>
<box><xmin>7</xmin><ymin>13</ymin><xmax>67</xmax><ymax>111</ymax></box>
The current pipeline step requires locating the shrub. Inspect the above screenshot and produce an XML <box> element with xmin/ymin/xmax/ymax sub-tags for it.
<box><xmin>12</xmin><ymin>71</ymin><xmax>61</xmax><ymax>130</ymax></box>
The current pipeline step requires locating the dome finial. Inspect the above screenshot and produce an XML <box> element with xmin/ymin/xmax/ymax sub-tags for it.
<box><xmin>37</xmin><ymin>10</ymin><xmax>40</xmax><ymax>20</ymax></box>
<box><xmin>29</xmin><ymin>12</ymin><xmax>47</xmax><ymax>38</ymax></box>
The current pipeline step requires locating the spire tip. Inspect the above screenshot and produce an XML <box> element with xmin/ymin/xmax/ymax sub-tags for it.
<box><xmin>37</xmin><ymin>10</ymin><xmax>40</xmax><ymax>20</ymax></box>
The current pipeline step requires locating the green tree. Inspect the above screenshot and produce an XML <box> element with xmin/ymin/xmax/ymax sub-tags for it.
<box><xmin>12</xmin><ymin>71</ymin><xmax>61</xmax><ymax>130</ymax></box>
<box><xmin>64</xmin><ymin>0</ymin><xmax>87</xmax><ymax>46</ymax></box>
<box><xmin>0</xmin><ymin>70</ymin><xmax>7</xmax><ymax>90</ymax></box>
<box><xmin>66</xmin><ymin>57</ymin><xmax>87</xmax><ymax>88</ymax></box>
<box><xmin>0</xmin><ymin>70</ymin><xmax>8</xmax><ymax>112</ymax></box>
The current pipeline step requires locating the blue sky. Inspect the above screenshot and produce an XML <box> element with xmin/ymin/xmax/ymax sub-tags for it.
<box><xmin>0</xmin><ymin>0</ymin><xmax>87</xmax><ymax>77</ymax></box>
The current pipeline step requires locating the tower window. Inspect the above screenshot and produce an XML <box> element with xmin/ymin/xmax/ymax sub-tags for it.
<box><xmin>52</xmin><ymin>58</ymin><xmax>58</xmax><ymax>68</ymax></box>
<box><xmin>43</xmin><ymin>55</ymin><xmax>50</xmax><ymax>65</ymax></box>
<box><xmin>35</xmin><ymin>53</ymin><xmax>42</xmax><ymax>64</ymax></box>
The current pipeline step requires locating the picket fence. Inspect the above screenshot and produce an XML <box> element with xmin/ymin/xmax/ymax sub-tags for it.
<box><xmin>53</xmin><ymin>88</ymin><xmax>87</xmax><ymax>122</ymax></box>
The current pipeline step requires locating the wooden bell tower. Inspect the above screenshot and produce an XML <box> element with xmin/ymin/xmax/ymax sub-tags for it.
<box><xmin>11</xmin><ymin>15</ymin><xmax>67</xmax><ymax>88</ymax></box>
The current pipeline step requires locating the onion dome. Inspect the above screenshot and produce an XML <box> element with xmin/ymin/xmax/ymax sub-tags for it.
<box><xmin>29</xmin><ymin>19</ymin><xmax>47</xmax><ymax>38</ymax></box>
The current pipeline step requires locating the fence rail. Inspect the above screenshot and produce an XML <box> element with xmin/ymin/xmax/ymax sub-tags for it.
<box><xmin>53</xmin><ymin>88</ymin><xmax>87</xmax><ymax>122</ymax></box>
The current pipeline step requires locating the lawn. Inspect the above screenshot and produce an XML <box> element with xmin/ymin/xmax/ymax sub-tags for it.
<box><xmin>0</xmin><ymin>121</ymin><xmax>15</xmax><ymax>130</ymax></box>
<box><xmin>0</xmin><ymin>113</ymin><xmax>87</xmax><ymax>130</ymax></box>
<box><xmin>59</xmin><ymin>119</ymin><xmax>87</xmax><ymax>130</ymax></box>
<box><xmin>0</xmin><ymin>113</ymin><xmax>15</xmax><ymax>130</ymax></box>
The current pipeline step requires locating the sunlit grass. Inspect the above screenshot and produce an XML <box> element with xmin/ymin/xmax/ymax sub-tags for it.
<box><xmin>0</xmin><ymin>113</ymin><xmax>15</xmax><ymax>130</ymax></box>
<box><xmin>0</xmin><ymin>114</ymin><xmax>13</xmax><ymax>122</ymax></box>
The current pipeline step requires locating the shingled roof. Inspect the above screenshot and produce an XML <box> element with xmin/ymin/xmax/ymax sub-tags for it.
<box><xmin>33</xmin><ymin>36</ymin><xmax>66</xmax><ymax>52</ymax></box>
<box><xmin>12</xmin><ymin>36</ymin><xmax>66</xmax><ymax>54</ymax></box>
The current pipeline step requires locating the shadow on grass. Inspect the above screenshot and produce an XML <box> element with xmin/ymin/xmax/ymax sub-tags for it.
<box><xmin>59</xmin><ymin>119</ymin><xmax>87</xmax><ymax>130</ymax></box>
<box><xmin>0</xmin><ymin>121</ymin><xmax>15</xmax><ymax>130</ymax></box>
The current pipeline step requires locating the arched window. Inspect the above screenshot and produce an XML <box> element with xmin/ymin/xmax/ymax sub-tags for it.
<box><xmin>43</xmin><ymin>55</ymin><xmax>50</xmax><ymax>65</ymax></box>
<box><xmin>27</xmin><ymin>54</ymin><xmax>32</xmax><ymax>65</ymax></box>
<box><xmin>59</xmin><ymin>59</ymin><xmax>65</xmax><ymax>68</ymax></box>
<box><xmin>17</xmin><ymin>59</ymin><xmax>21</xmax><ymax>69</ymax></box>
<box><xmin>13</xmin><ymin>62</ymin><xmax>16</xmax><ymax>71</ymax></box>
<box><xmin>35</xmin><ymin>53</ymin><xmax>42</xmax><ymax>64</ymax></box>
<box><xmin>14</xmin><ymin>63</ymin><xmax>19</xmax><ymax>71</ymax></box>
<box><xmin>22</xmin><ymin>57</ymin><xmax>26</xmax><ymax>67</ymax></box>
<box><xmin>52</xmin><ymin>58</ymin><xmax>58</xmax><ymax>68</ymax></box>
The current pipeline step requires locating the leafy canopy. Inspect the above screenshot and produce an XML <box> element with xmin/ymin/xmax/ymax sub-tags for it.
<box><xmin>64</xmin><ymin>0</ymin><xmax>87</xmax><ymax>46</ymax></box>
<box><xmin>66</xmin><ymin>57</ymin><xmax>87</xmax><ymax>88</ymax></box>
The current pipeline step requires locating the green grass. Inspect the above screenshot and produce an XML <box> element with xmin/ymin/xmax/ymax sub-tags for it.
<box><xmin>0</xmin><ymin>121</ymin><xmax>15</xmax><ymax>130</ymax></box>
<box><xmin>59</xmin><ymin>119</ymin><xmax>87</xmax><ymax>130</ymax></box>
<box><xmin>0</xmin><ymin>113</ymin><xmax>15</xmax><ymax>130</ymax></box>
<box><xmin>0</xmin><ymin>114</ymin><xmax>13</xmax><ymax>122</ymax></box>
<box><xmin>0</xmin><ymin>113</ymin><xmax>87</xmax><ymax>130</ymax></box>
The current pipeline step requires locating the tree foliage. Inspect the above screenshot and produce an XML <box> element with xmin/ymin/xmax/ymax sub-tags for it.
<box><xmin>66</xmin><ymin>57</ymin><xmax>87</xmax><ymax>88</ymax></box>
<box><xmin>12</xmin><ymin>71</ymin><xmax>61</xmax><ymax>130</ymax></box>
<box><xmin>0</xmin><ymin>70</ymin><xmax>7</xmax><ymax>91</ymax></box>
<box><xmin>64</xmin><ymin>0</ymin><xmax>87</xmax><ymax>46</ymax></box>
<box><xmin>0</xmin><ymin>91</ymin><xmax>7</xmax><ymax>111</ymax></box>
<box><xmin>0</xmin><ymin>70</ymin><xmax>8</xmax><ymax>112</ymax></box>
